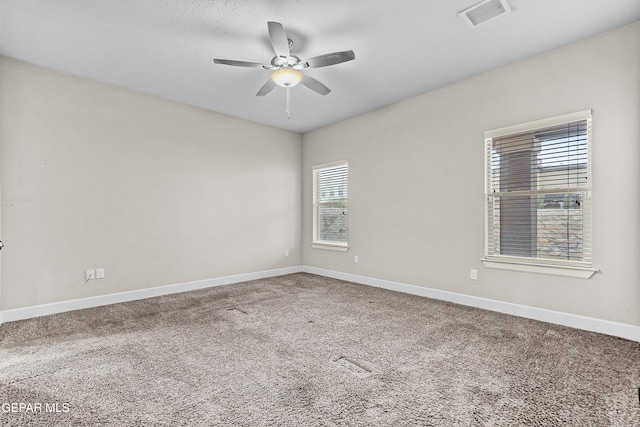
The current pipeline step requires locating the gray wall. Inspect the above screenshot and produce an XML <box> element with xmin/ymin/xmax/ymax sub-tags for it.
<box><xmin>303</xmin><ymin>22</ymin><xmax>640</xmax><ymax>326</ymax></box>
<box><xmin>0</xmin><ymin>57</ymin><xmax>302</xmax><ymax>310</ymax></box>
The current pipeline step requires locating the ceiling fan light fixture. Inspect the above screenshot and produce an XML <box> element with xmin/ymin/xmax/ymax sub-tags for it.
<box><xmin>271</xmin><ymin>68</ymin><xmax>303</xmax><ymax>87</ymax></box>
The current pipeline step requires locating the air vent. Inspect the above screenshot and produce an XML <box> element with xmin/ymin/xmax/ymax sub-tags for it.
<box><xmin>459</xmin><ymin>0</ymin><xmax>512</xmax><ymax>28</ymax></box>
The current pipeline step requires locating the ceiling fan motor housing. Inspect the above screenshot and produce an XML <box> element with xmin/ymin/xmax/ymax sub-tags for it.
<box><xmin>271</xmin><ymin>55</ymin><xmax>301</xmax><ymax>68</ymax></box>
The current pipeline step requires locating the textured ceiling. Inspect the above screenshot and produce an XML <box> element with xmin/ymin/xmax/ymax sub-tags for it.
<box><xmin>1</xmin><ymin>0</ymin><xmax>639</xmax><ymax>133</ymax></box>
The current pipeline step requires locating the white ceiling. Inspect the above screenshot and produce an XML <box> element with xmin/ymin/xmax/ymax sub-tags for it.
<box><xmin>1</xmin><ymin>0</ymin><xmax>639</xmax><ymax>133</ymax></box>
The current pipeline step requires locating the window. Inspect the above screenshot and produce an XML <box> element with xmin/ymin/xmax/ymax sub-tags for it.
<box><xmin>483</xmin><ymin>110</ymin><xmax>596</xmax><ymax>278</ymax></box>
<box><xmin>312</xmin><ymin>160</ymin><xmax>348</xmax><ymax>251</ymax></box>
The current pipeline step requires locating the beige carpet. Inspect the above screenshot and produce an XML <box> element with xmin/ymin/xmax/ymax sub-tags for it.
<box><xmin>1</xmin><ymin>273</ymin><xmax>638</xmax><ymax>426</ymax></box>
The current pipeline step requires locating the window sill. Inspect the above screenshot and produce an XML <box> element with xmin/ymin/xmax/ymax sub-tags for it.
<box><xmin>312</xmin><ymin>242</ymin><xmax>349</xmax><ymax>252</ymax></box>
<box><xmin>481</xmin><ymin>258</ymin><xmax>598</xmax><ymax>279</ymax></box>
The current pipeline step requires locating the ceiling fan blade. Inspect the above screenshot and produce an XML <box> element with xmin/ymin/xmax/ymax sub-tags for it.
<box><xmin>298</xmin><ymin>50</ymin><xmax>355</xmax><ymax>68</ymax></box>
<box><xmin>256</xmin><ymin>79</ymin><xmax>277</xmax><ymax>96</ymax></box>
<box><xmin>301</xmin><ymin>75</ymin><xmax>331</xmax><ymax>95</ymax></box>
<box><xmin>213</xmin><ymin>59</ymin><xmax>271</xmax><ymax>69</ymax></box>
<box><xmin>267</xmin><ymin>21</ymin><xmax>290</xmax><ymax>58</ymax></box>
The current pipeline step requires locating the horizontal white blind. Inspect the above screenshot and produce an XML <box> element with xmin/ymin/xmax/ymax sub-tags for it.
<box><xmin>313</xmin><ymin>161</ymin><xmax>348</xmax><ymax>244</ymax></box>
<box><xmin>486</xmin><ymin>113</ymin><xmax>591</xmax><ymax>266</ymax></box>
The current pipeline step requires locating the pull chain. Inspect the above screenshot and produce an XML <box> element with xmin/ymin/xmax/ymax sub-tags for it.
<box><xmin>286</xmin><ymin>86</ymin><xmax>291</xmax><ymax>119</ymax></box>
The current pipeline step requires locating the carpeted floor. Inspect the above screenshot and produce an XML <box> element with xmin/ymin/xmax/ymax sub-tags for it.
<box><xmin>0</xmin><ymin>273</ymin><xmax>638</xmax><ymax>426</ymax></box>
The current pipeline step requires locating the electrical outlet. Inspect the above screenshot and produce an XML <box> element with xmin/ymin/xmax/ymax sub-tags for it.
<box><xmin>96</xmin><ymin>268</ymin><xmax>105</xmax><ymax>279</ymax></box>
<box><xmin>86</xmin><ymin>269</ymin><xmax>95</xmax><ymax>280</ymax></box>
<box><xmin>354</xmin><ymin>256</ymin><xmax>359</xmax><ymax>264</ymax></box>
<box><xmin>285</xmin><ymin>250</ymin><xmax>289</xmax><ymax>257</ymax></box>
<box><xmin>470</xmin><ymin>269</ymin><xmax>478</xmax><ymax>280</ymax></box>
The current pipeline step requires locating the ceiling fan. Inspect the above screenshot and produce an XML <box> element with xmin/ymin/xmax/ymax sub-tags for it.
<box><xmin>214</xmin><ymin>21</ymin><xmax>355</xmax><ymax>116</ymax></box>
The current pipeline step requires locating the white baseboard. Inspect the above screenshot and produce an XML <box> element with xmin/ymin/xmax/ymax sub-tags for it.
<box><xmin>303</xmin><ymin>266</ymin><xmax>640</xmax><ymax>342</ymax></box>
<box><xmin>0</xmin><ymin>266</ymin><xmax>302</xmax><ymax>325</ymax></box>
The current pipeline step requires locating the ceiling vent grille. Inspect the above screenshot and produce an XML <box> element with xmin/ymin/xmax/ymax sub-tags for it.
<box><xmin>459</xmin><ymin>0</ymin><xmax>512</xmax><ymax>28</ymax></box>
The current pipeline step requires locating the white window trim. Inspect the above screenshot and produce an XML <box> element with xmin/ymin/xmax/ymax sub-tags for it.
<box><xmin>481</xmin><ymin>257</ymin><xmax>598</xmax><ymax>279</ymax></box>
<box><xmin>484</xmin><ymin>110</ymin><xmax>596</xmax><ymax>278</ymax></box>
<box><xmin>312</xmin><ymin>160</ymin><xmax>349</xmax><ymax>251</ymax></box>
<box><xmin>484</xmin><ymin>110</ymin><xmax>592</xmax><ymax>139</ymax></box>
<box><xmin>311</xmin><ymin>241</ymin><xmax>349</xmax><ymax>252</ymax></box>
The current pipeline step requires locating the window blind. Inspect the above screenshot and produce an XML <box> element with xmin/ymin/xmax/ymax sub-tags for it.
<box><xmin>313</xmin><ymin>161</ymin><xmax>348</xmax><ymax>245</ymax></box>
<box><xmin>485</xmin><ymin>112</ymin><xmax>592</xmax><ymax>266</ymax></box>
